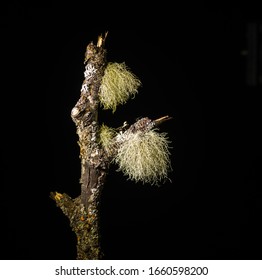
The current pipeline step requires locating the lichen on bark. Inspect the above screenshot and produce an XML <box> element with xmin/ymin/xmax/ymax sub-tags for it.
<box><xmin>50</xmin><ymin>32</ymin><xmax>172</xmax><ymax>259</ymax></box>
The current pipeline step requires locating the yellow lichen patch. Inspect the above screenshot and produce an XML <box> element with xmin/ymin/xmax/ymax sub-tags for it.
<box><xmin>98</xmin><ymin>62</ymin><xmax>141</xmax><ymax>112</ymax></box>
<box><xmin>114</xmin><ymin>130</ymin><xmax>172</xmax><ymax>185</ymax></box>
<box><xmin>54</xmin><ymin>192</ymin><xmax>63</xmax><ymax>201</ymax></box>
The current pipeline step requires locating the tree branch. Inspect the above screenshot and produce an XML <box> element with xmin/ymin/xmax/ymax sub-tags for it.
<box><xmin>50</xmin><ymin>32</ymin><xmax>172</xmax><ymax>259</ymax></box>
<box><xmin>71</xmin><ymin>33</ymin><xmax>109</xmax><ymax>210</ymax></box>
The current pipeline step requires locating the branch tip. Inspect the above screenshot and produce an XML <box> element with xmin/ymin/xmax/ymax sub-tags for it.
<box><xmin>50</xmin><ymin>191</ymin><xmax>63</xmax><ymax>201</ymax></box>
<box><xmin>97</xmin><ymin>31</ymin><xmax>108</xmax><ymax>47</ymax></box>
<box><xmin>154</xmin><ymin>115</ymin><xmax>173</xmax><ymax>126</ymax></box>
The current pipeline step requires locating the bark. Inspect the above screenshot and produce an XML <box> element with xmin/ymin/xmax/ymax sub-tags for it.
<box><xmin>50</xmin><ymin>32</ymin><xmax>171</xmax><ymax>260</ymax></box>
<box><xmin>51</xmin><ymin>33</ymin><xmax>109</xmax><ymax>260</ymax></box>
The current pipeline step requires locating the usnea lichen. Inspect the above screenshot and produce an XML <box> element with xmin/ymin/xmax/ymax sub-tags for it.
<box><xmin>98</xmin><ymin>62</ymin><xmax>141</xmax><ymax>112</ymax></box>
<box><xmin>99</xmin><ymin>124</ymin><xmax>116</xmax><ymax>153</ymax></box>
<box><xmin>114</xmin><ymin>129</ymin><xmax>172</xmax><ymax>185</ymax></box>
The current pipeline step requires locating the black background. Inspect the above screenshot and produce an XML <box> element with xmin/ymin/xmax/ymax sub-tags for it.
<box><xmin>1</xmin><ymin>2</ymin><xmax>262</xmax><ymax>260</ymax></box>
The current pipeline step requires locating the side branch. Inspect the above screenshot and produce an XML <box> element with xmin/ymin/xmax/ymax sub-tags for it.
<box><xmin>154</xmin><ymin>115</ymin><xmax>173</xmax><ymax>126</ymax></box>
<box><xmin>106</xmin><ymin>115</ymin><xmax>173</xmax><ymax>159</ymax></box>
<box><xmin>50</xmin><ymin>192</ymin><xmax>103</xmax><ymax>259</ymax></box>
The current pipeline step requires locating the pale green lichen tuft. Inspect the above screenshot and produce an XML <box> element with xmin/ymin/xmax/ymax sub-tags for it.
<box><xmin>98</xmin><ymin>62</ymin><xmax>141</xmax><ymax>112</ymax></box>
<box><xmin>99</xmin><ymin>124</ymin><xmax>116</xmax><ymax>153</ymax></box>
<box><xmin>114</xmin><ymin>130</ymin><xmax>172</xmax><ymax>185</ymax></box>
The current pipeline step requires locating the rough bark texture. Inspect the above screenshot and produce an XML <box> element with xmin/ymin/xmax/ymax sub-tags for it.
<box><xmin>50</xmin><ymin>33</ymin><xmax>171</xmax><ymax>260</ymax></box>
<box><xmin>51</xmin><ymin>33</ymin><xmax>109</xmax><ymax>260</ymax></box>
